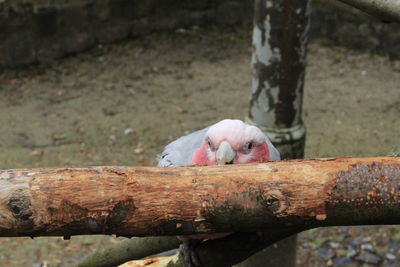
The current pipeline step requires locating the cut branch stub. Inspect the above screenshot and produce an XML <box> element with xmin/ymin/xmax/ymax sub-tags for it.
<box><xmin>8</xmin><ymin>189</ymin><xmax>34</xmax><ymax>232</ymax></box>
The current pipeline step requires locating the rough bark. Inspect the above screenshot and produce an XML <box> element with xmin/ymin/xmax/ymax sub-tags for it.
<box><xmin>0</xmin><ymin>157</ymin><xmax>399</xmax><ymax>237</ymax></box>
<box><xmin>337</xmin><ymin>0</ymin><xmax>400</xmax><ymax>23</ymax></box>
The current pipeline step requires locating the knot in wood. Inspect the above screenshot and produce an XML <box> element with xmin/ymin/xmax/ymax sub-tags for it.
<box><xmin>262</xmin><ymin>190</ymin><xmax>287</xmax><ymax>215</ymax></box>
<box><xmin>8</xmin><ymin>189</ymin><xmax>34</xmax><ymax>232</ymax></box>
<box><xmin>265</xmin><ymin>196</ymin><xmax>278</xmax><ymax>206</ymax></box>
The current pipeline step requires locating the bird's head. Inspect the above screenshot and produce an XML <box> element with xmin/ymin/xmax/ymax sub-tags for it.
<box><xmin>192</xmin><ymin>119</ymin><xmax>273</xmax><ymax>165</ymax></box>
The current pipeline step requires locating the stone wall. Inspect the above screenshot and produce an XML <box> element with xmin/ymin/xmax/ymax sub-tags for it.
<box><xmin>311</xmin><ymin>0</ymin><xmax>400</xmax><ymax>60</ymax></box>
<box><xmin>0</xmin><ymin>0</ymin><xmax>252</xmax><ymax>67</ymax></box>
<box><xmin>0</xmin><ymin>0</ymin><xmax>399</xmax><ymax>67</ymax></box>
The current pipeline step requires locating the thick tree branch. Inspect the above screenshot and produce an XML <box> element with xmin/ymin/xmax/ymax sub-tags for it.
<box><xmin>0</xmin><ymin>157</ymin><xmax>399</xmax><ymax>238</ymax></box>
<box><xmin>336</xmin><ymin>0</ymin><xmax>400</xmax><ymax>23</ymax></box>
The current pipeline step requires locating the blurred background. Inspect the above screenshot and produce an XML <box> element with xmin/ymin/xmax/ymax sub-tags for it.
<box><xmin>0</xmin><ymin>0</ymin><xmax>399</xmax><ymax>266</ymax></box>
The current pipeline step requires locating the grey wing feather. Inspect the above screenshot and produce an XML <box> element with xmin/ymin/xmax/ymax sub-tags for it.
<box><xmin>157</xmin><ymin>127</ymin><xmax>210</xmax><ymax>167</ymax></box>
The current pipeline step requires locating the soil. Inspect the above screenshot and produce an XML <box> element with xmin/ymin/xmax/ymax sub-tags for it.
<box><xmin>0</xmin><ymin>25</ymin><xmax>399</xmax><ymax>266</ymax></box>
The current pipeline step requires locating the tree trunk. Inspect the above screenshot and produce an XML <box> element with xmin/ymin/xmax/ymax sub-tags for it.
<box><xmin>0</xmin><ymin>157</ymin><xmax>399</xmax><ymax>238</ymax></box>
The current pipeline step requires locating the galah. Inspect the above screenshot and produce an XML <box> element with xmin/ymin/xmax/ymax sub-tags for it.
<box><xmin>157</xmin><ymin>119</ymin><xmax>280</xmax><ymax>266</ymax></box>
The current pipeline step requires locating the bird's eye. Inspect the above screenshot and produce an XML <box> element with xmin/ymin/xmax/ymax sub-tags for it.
<box><xmin>241</xmin><ymin>142</ymin><xmax>253</xmax><ymax>154</ymax></box>
<box><xmin>247</xmin><ymin>142</ymin><xmax>253</xmax><ymax>150</ymax></box>
<box><xmin>207</xmin><ymin>139</ymin><xmax>215</xmax><ymax>151</ymax></box>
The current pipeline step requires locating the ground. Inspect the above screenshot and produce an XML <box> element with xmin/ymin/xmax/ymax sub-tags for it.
<box><xmin>0</xmin><ymin>25</ymin><xmax>399</xmax><ymax>266</ymax></box>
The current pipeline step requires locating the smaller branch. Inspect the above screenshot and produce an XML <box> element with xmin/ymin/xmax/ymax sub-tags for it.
<box><xmin>78</xmin><ymin>229</ymin><xmax>304</xmax><ymax>267</ymax></box>
<box><xmin>75</xmin><ymin>236</ymin><xmax>180</xmax><ymax>267</ymax></box>
<box><xmin>161</xmin><ymin>227</ymin><xmax>305</xmax><ymax>267</ymax></box>
<box><xmin>337</xmin><ymin>0</ymin><xmax>400</xmax><ymax>23</ymax></box>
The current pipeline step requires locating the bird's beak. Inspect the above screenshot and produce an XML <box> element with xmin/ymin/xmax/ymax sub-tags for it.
<box><xmin>216</xmin><ymin>141</ymin><xmax>236</xmax><ymax>165</ymax></box>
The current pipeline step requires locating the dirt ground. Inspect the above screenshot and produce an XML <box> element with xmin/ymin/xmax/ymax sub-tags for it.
<box><xmin>0</xmin><ymin>25</ymin><xmax>399</xmax><ymax>266</ymax></box>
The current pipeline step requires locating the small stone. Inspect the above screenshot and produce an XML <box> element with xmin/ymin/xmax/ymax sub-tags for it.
<box><xmin>312</xmin><ymin>237</ymin><xmax>327</xmax><ymax>247</ymax></box>
<box><xmin>74</xmin><ymin>252</ymin><xmax>85</xmax><ymax>261</ymax></box>
<box><xmin>335</xmin><ymin>248</ymin><xmax>348</xmax><ymax>257</ymax></box>
<box><xmin>30</xmin><ymin>150</ymin><xmax>43</xmax><ymax>157</ymax></box>
<box><xmin>52</xmin><ymin>133</ymin><xmax>66</xmax><ymax>141</ymax></box>
<box><xmin>355</xmin><ymin>252</ymin><xmax>381</xmax><ymax>264</ymax></box>
<box><xmin>333</xmin><ymin>257</ymin><xmax>353</xmax><ymax>267</ymax></box>
<box><xmin>301</xmin><ymin>242</ymin><xmax>311</xmax><ymax>248</ymax></box>
<box><xmin>328</xmin><ymin>241</ymin><xmax>341</xmax><ymax>249</ymax></box>
<box><xmin>350</xmin><ymin>239</ymin><xmax>364</xmax><ymax>246</ymax></box>
<box><xmin>316</xmin><ymin>248</ymin><xmax>335</xmax><ymax>260</ymax></box>
<box><xmin>176</xmin><ymin>106</ymin><xmax>186</xmax><ymax>114</ymax></box>
<box><xmin>388</xmin><ymin>240</ymin><xmax>400</xmax><ymax>251</ymax></box>
<box><xmin>362</xmin><ymin>236</ymin><xmax>372</xmax><ymax>242</ymax></box>
<box><xmin>109</xmin><ymin>135</ymin><xmax>116</xmax><ymax>140</ymax></box>
<box><xmin>385</xmin><ymin>253</ymin><xmax>397</xmax><ymax>261</ymax></box>
<box><xmin>347</xmin><ymin>246</ymin><xmax>358</xmax><ymax>258</ymax></box>
<box><xmin>361</xmin><ymin>70</ymin><xmax>367</xmax><ymax>76</ymax></box>
<box><xmin>134</xmin><ymin>147</ymin><xmax>145</xmax><ymax>154</ymax></box>
<box><xmin>102</xmin><ymin>107</ymin><xmax>118</xmax><ymax>116</ymax></box>
<box><xmin>124</xmin><ymin>128</ymin><xmax>136</xmax><ymax>135</ymax></box>
<box><xmin>361</xmin><ymin>243</ymin><xmax>375</xmax><ymax>252</ymax></box>
<box><xmin>175</xmin><ymin>28</ymin><xmax>186</xmax><ymax>34</ymax></box>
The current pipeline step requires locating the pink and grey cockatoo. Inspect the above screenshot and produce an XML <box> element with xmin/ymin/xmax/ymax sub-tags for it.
<box><xmin>157</xmin><ymin>119</ymin><xmax>280</xmax><ymax>266</ymax></box>
<box><xmin>158</xmin><ymin>119</ymin><xmax>280</xmax><ymax>167</ymax></box>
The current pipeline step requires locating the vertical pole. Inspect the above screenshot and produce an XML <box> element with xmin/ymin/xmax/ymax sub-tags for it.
<box><xmin>241</xmin><ymin>0</ymin><xmax>311</xmax><ymax>266</ymax></box>
<box><xmin>248</xmin><ymin>0</ymin><xmax>310</xmax><ymax>159</ymax></box>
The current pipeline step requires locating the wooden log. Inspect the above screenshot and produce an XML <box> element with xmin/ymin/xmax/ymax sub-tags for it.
<box><xmin>0</xmin><ymin>157</ymin><xmax>399</xmax><ymax>237</ymax></box>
